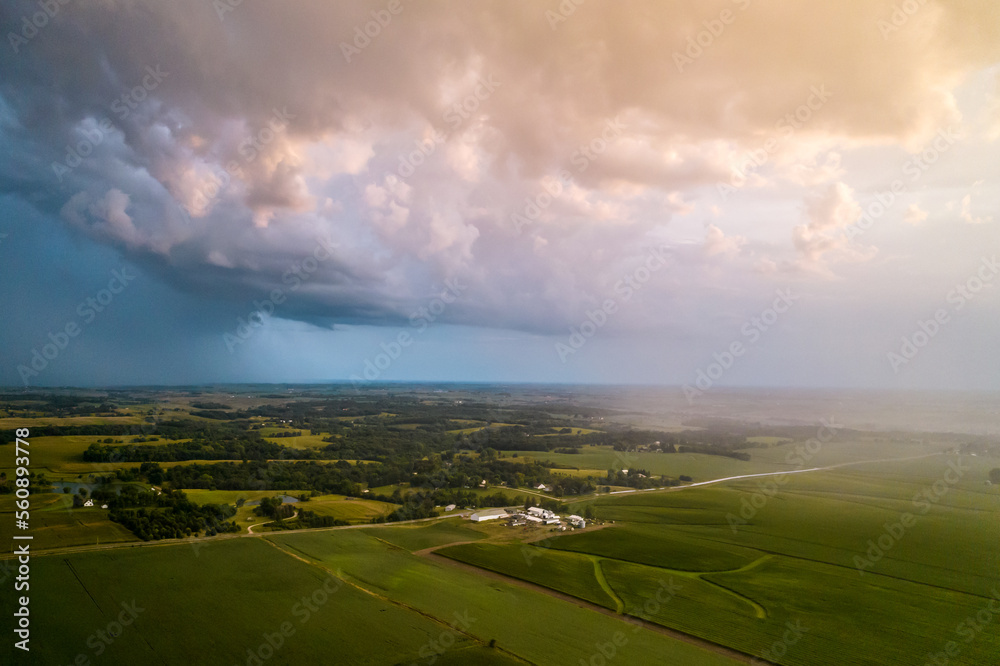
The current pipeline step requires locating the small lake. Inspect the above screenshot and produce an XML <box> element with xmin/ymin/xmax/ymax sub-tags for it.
<box><xmin>245</xmin><ymin>495</ymin><xmax>300</xmax><ymax>506</ymax></box>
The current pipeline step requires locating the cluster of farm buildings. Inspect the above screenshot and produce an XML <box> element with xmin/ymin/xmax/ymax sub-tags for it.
<box><xmin>468</xmin><ymin>506</ymin><xmax>586</xmax><ymax>529</ymax></box>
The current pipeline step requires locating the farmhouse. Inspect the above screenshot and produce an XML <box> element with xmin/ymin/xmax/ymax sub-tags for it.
<box><xmin>470</xmin><ymin>508</ymin><xmax>508</xmax><ymax>522</ymax></box>
<box><xmin>566</xmin><ymin>514</ymin><xmax>586</xmax><ymax>528</ymax></box>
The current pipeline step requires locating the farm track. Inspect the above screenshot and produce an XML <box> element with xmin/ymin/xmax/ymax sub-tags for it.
<box><xmin>588</xmin><ymin>556</ymin><xmax>624</xmax><ymax>613</ymax></box>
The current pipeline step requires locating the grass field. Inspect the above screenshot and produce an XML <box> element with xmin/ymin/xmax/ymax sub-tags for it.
<box><xmin>0</xmin><ymin>416</ymin><xmax>144</xmax><ymax>428</ymax></box>
<box><xmin>262</xmin><ymin>432</ymin><xmax>332</xmax><ymax>449</ymax></box>
<box><xmin>181</xmin><ymin>490</ymin><xmax>399</xmax><ymax>529</ymax></box>
<box><xmin>0</xmin><ymin>435</ymin><xmax>178</xmax><ymax>478</ymax></box>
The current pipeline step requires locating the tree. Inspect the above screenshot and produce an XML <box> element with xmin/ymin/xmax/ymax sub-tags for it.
<box><xmin>583</xmin><ymin>505</ymin><xmax>595</xmax><ymax>520</ymax></box>
<box><xmin>989</xmin><ymin>468</ymin><xmax>1000</xmax><ymax>485</ymax></box>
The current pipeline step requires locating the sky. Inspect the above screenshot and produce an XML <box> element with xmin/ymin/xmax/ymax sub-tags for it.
<box><xmin>0</xmin><ymin>0</ymin><xmax>998</xmax><ymax>392</ymax></box>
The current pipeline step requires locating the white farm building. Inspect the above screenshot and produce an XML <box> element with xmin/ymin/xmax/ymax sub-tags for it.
<box><xmin>470</xmin><ymin>508</ymin><xmax>508</xmax><ymax>522</ymax></box>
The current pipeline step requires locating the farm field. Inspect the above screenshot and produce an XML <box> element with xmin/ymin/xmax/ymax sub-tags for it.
<box><xmin>0</xmin><ymin>416</ymin><xmax>144</xmax><ymax>428</ymax></box>
<box><xmin>365</xmin><ymin>521</ymin><xmax>489</xmax><ymax>551</ymax></box>
<box><xmin>11</xmin><ymin>538</ymin><xmax>491</xmax><ymax>665</ymax></box>
<box><xmin>0</xmin><ymin>492</ymin><xmax>138</xmax><ymax>550</ymax></box>
<box><xmin>0</xmin><ymin>435</ymin><xmax>196</xmax><ymax>481</ymax></box>
<box><xmin>261</xmin><ymin>432</ymin><xmax>332</xmax><ymax>449</ymax></box>
<box><xmin>182</xmin><ymin>490</ymin><xmax>397</xmax><ymax>524</ymax></box>
<box><xmin>266</xmin><ymin>529</ymin><xmax>741</xmax><ymax>665</ymax></box>
<box><xmin>439</xmin><ymin>541</ymin><xmax>620</xmax><ymax>609</ymax></box>
<box><xmin>512</xmin><ymin>436</ymin><xmax>950</xmax><ymax>482</ymax></box>
<box><xmin>511</xmin><ymin>447</ymin><xmax>780</xmax><ymax>480</ymax></box>
<box><xmin>439</xmin><ymin>461</ymin><xmax>1000</xmax><ymax>665</ymax></box>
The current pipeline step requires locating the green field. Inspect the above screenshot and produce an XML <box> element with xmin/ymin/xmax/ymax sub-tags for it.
<box><xmin>266</xmin><ymin>529</ymin><xmax>740</xmax><ymax>665</ymax></box>
<box><xmin>13</xmin><ymin>538</ymin><xmax>491</xmax><ymax>665</ymax></box>
<box><xmin>181</xmin><ymin>490</ymin><xmax>399</xmax><ymax>529</ymax></box>
<box><xmin>437</xmin><ymin>458</ymin><xmax>1000</xmax><ymax>665</ymax></box>
<box><xmin>511</xmin><ymin>447</ymin><xmax>777</xmax><ymax>480</ymax></box>
<box><xmin>366</xmin><ymin>521</ymin><xmax>489</xmax><ymax>551</ymax></box>
<box><xmin>262</xmin><ymin>432</ymin><xmax>333</xmax><ymax>449</ymax></box>
<box><xmin>0</xmin><ymin>492</ymin><xmax>139</xmax><ymax>550</ymax></box>
<box><xmin>439</xmin><ymin>541</ymin><xmax>620</xmax><ymax>609</ymax></box>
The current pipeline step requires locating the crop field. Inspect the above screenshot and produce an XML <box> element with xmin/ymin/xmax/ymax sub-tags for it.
<box><xmin>511</xmin><ymin>447</ymin><xmax>778</xmax><ymax>480</ymax></box>
<box><xmin>439</xmin><ymin>541</ymin><xmax>619</xmax><ymax>609</ymax></box>
<box><xmin>549</xmin><ymin>524</ymin><xmax>761</xmax><ymax>572</ymax></box>
<box><xmin>745</xmin><ymin>435</ymin><xmax>946</xmax><ymax>468</ymax></box>
<box><xmin>440</xmin><ymin>460</ymin><xmax>1000</xmax><ymax>665</ymax></box>
<box><xmin>13</xmin><ymin>538</ymin><xmax>486</xmax><ymax>665</ymax></box>
<box><xmin>266</xmin><ymin>530</ymin><xmax>740</xmax><ymax>665</ymax></box>
<box><xmin>547</xmin><ymin>467</ymin><xmax>608</xmax><ymax>479</ymax></box>
<box><xmin>0</xmin><ymin>492</ymin><xmax>138</xmax><ymax>549</ymax></box>
<box><xmin>365</xmin><ymin>521</ymin><xmax>488</xmax><ymax>551</ymax></box>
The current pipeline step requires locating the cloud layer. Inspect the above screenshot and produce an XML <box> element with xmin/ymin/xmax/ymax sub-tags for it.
<box><xmin>1</xmin><ymin>0</ymin><xmax>998</xmax><ymax>351</ymax></box>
